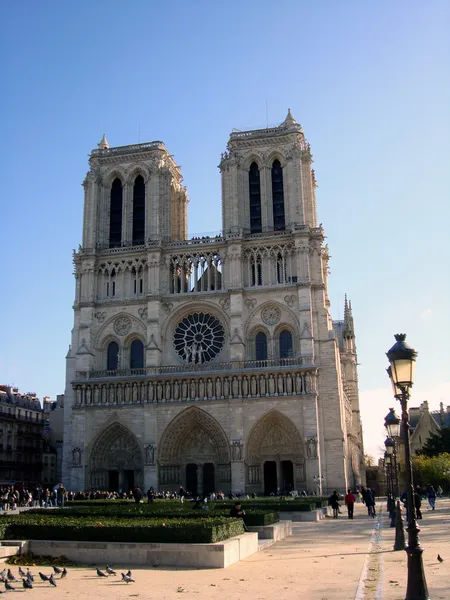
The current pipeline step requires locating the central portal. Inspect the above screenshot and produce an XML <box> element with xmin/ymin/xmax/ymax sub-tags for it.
<box><xmin>264</xmin><ymin>461</ymin><xmax>277</xmax><ymax>495</ymax></box>
<box><xmin>203</xmin><ymin>463</ymin><xmax>215</xmax><ymax>495</ymax></box>
<box><xmin>186</xmin><ymin>463</ymin><xmax>198</xmax><ymax>497</ymax></box>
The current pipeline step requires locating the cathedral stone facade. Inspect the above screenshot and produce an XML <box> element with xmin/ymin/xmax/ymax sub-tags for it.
<box><xmin>62</xmin><ymin>111</ymin><xmax>365</xmax><ymax>495</ymax></box>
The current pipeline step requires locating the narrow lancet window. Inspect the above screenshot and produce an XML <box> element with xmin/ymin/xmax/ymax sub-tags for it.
<box><xmin>249</xmin><ymin>162</ymin><xmax>262</xmax><ymax>233</ymax></box>
<box><xmin>109</xmin><ymin>178</ymin><xmax>123</xmax><ymax>248</ymax></box>
<box><xmin>107</xmin><ymin>341</ymin><xmax>119</xmax><ymax>371</ymax></box>
<box><xmin>132</xmin><ymin>175</ymin><xmax>145</xmax><ymax>245</ymax></box>
<box><xmin>279</xmin><ymin>329</ymin><xmax>293</xmax><ymax>359</ymax></box>
<box><xmin>272</xmin><ymin>160</ymin><xmax>285</xmax><ymax>231</ymax></box>
<box><xmin>255</xmin><ymin>332</ymin><xmax>268</xmax><ymax>361</ymax></box>
<box><xmin>130</xmin><ymin>340</ymin><xmax>144</xmax><ymax>369</ymax></box>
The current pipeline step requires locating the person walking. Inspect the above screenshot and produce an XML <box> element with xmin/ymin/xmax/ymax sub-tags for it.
<box><xmin>56</xmin><ymin>483</ymin><xmax>66</xmax><ymax>508</ymax></box>
<box><xmin>365</xmin><ymin>488</ymin><xmax>376</xmax><ymax>517</ymax></box>
<box><xmin>328</xmin><ymin>491</ymin><xmax>340</xmax><ymax>518</ymax></box>
<box><xmin>426</xmin><ymin>485</ymin><xmax>436</xmax><ymax>510</ymax></box>
<box><xmin>414</xmin><ymin>486</ymin><xmax>422</xmax><ymax>519</ymax></box>
<box><xmin>344</xmin><ymin>489</ymin><xmax>356</xmax><ymax>519</ymax></box>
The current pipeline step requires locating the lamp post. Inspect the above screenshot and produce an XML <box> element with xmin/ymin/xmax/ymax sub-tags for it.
<box><xmin>386</xmin><ymin>333</ymin><xmax>429</xmax><ymax>600</ymax></box>
<box><xmin>313</xmin><ymin>475</ymin><xmax>324</xmax><ymax>496</ymax></box>
<box><xmin>384</xmin><ymin>407</ymin><xmax>401</xmax><ymax>498</ymax></box>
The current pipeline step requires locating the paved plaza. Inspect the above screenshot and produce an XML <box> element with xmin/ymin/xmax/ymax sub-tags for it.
<box><xmin>1</xmin><ymin>500</ymin><xmax>449</xmax><ymax>599</ymax></box>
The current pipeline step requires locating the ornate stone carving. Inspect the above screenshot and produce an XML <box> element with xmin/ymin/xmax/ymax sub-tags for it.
<box><xmin>138</xmin><ymin>307</ymin><xmax>148</xmax><ymax>319</ymax></box>
<box><xmin>284</xmin><ymin>295</ymin><xmax>296</xmax><ymax>307</ymax></box>
<box><xmin>173</xmin><ymin>312</ymin><xmax>225</xmax><ymax>364</ymax></box>
<box><xmin>261</xmin><ymin>305</ymin><xmax>281</xmax><ymax>326</ymax></box>
<box><xmin>114</xmin><ymin>315</ymin><xmax>132</xmax><ymax>336</ymax></box>
<box><xmin>231</xmin><ymin>440</ymin><xmax>243</xmax><ymax>461</ymax></box>
<box><xmin>219</xmin><ymin>296</ymin><xmax>230</xmax><ymax>311</ymax></box>
<box><xmin>145</xmin><ymin>444</ymin><xmax>155</xmax><ymax>465</ymax></box>
<box><xmin>306</xmin><ymin>436</ymin><xmax>318</xmax><ymax>459</ymax></box>
<box><xmin>244</xmin><ymin>298</ymin><xmax>257</xmax><ymax>310</ymax></box>
<box><xmin>162</xmin><ymin>302</ymin><xmax>173</xmax><ymax>314</ymax></box>
<box><xmin>72</xmin><ymin>447</ymin><xmax>82</xmax><ymax>467</ymax></box>
<box><xmin>95</xmin><ymin>311</ymin><xmax>107</xmax><ymax>323</ymax></box>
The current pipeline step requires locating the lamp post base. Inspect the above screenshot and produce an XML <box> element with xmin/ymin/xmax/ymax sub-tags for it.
<box><xmin>394</xmin><ymin>500</ymin><xmax>406</xmax><ymax>551</ymax></box>
<box><xmin>405</xmin><ymin>543</ymin><xmax>429</xmax><ymax>600</ymax></box>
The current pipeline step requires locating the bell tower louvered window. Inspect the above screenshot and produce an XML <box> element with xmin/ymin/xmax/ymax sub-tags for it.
<box><xmin>249</xmin><ymin>162</ymin><xmax>262</xmax><ymax>233</ymax></box>
<box><xmin>132</xmin><ymin>175</ymin><xmax>145</xmax><ymax>245</ymax></box>
<box><xmin>109</xmin><ymin>178</ymin><xmax>123</xmax><ymax>248</ymax></box>
<box><xmin>272</xmin><ymin>160</ymin><xmax>285</xmax><ymax>231</ymax></box>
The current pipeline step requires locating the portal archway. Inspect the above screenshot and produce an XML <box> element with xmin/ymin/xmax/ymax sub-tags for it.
<box><xmin>246</xmin><ymin>411</ymin><xmax>305</xmax><ymax>494</ymax></box>
<box><xmin>158</xmin><ymin>407</ymin><xmax>231</xmax><ymax>495</ymax></box>
<box><xmin>88</xmin><ymin>422</ymin><xmax>143</xmax><ymax>492</ymax></box>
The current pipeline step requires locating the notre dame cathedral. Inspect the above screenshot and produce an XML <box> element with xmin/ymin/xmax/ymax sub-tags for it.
<box><xmin>62</xmin><ymin>110</ymin><xmax>365</xmax><ymax>495</ymax></box>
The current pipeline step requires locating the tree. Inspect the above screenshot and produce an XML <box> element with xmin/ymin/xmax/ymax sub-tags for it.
<box><xmin>364</xmin><ymin>454</ymin><xmax>376</xmax><ymax>467</ymax></box>
<box><xmin>412</xmin><ymin>453</ymin><xmax>450</xmax><ymax>492</ymax></box>
<box><xmin>421</xmin><ymin>428</ymin><xmax>450</xmax><ymax>457</ymax></box>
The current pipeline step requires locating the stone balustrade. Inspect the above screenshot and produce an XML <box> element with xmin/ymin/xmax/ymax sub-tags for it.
<box><xmin>72</xmin><ymin>368</ymin><xmax>317</xmax><ymax>409</ymax></box>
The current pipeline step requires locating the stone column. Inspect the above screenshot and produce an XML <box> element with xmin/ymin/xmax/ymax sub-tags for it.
<box><xmin>231</xmin><ymin>461</ymin><xmax>245</xmax><ymax>495</ymax></box>
<box><xmin>144</xmin><ymin>465</ymin><xmax>157</xmax><ymax>492</ymax></box>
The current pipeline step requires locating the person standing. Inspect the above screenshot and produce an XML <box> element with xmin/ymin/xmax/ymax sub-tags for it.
<box><xmin>414</xmin><ymin>486</ymin><xmax>422</xmax><ymax>519</ymax></box>
<box><xmin>56</xmin><ymin>483</ymin><xmax>66</xmax><ymax>508</ymax></box>
<box><xmin>328</xmin><ymin>491</ymin><xmax>340</xmax><ymax>518</ymax></box>
<box><xmin>344</xmin><ymin>489</ymin><xmax>356</xmax><ymax>519</ymax></box>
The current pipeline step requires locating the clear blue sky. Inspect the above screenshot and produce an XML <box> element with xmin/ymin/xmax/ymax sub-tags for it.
<box><xmin>1</xmin><ymin>1</ymin><xmax>449</xmax><ymax>456</ymax></box>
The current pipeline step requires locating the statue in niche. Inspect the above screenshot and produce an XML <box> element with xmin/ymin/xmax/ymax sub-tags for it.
<box><xmin>206</xmin><ymin>378</ymin><xmax>213</xmax><ymax>397</ymax></box>
<box><xmin>268</xmin><ymin>374</ymin><xmax>275</xmax><ymax>395</ymax></box>
<box><xmin>232</xmin><ymin>441</ymin><xmax>242</xmax><ymax>461</ymax></box>
<box><xmin>295</xmin><ymin>373</ymin><xmax>303</xmax><ymax>394</ymax></box>
<box><xmin>94</xmin><ymin>386</ymin><xmax>100</xmax><ymax>404</ymax></box>
<box><xmin>199</xmin><ymin>379</ymin><xmax>205</xmax><ymax>398</ymax></box>
<box><xmin>306</xmin><ymin>437</ymin><xmax>318</xmax><ymax>459</ymax></box>
<box><xmin>72</xmin><ymin>447</ymin><xmax>81</xmax><ymax>466</ymax></box>
<box><xmin>182</xmin><ymin>380</ymin><xmax>188</xmax><ymax>399</ymax></box>
<box><xmin>125</xmin><ymin>383</ymin><xmax>131</xmax><ymax>403</ymax></box>
<box><xmin>117</xmin><ymin>385</ymin><xmax>123</xmax><ymax>403</ymax></box>
<box><xmin>86</xmin><ymin>387</ymin><xmax>92</xmax><ymax>404</ymax></box>
<box><xmin>173</xmin><ymin>380</ymin><xmax>179</xmax><ymax>400</ymax></box>
<box><xmin>260</xmin><ymin>375</ymin><xmax>266</xmax><ymax>396</ymax></box>
<box><xmin>76</xmin><ymin>387</ymin><xmax>82</xmax><ymax>405</ymax></box>
<box><xmin>132</xmin><ymin>383</ymin><xmax>138</xmax><ymax>403</ymax></box>
<box><xmin>232</xmin><ymin>376</ymin><xmax>239</xmax><ymax>397</ymax></box>
<box><xmin>145</xmin><ymin>444</ymin><xmax>155</xmax><ymax>465</ymax></box>
<box><xmin>242</xmin><ymin>376</ymin><xmax>249</xmax><ymax>397</ymax></box>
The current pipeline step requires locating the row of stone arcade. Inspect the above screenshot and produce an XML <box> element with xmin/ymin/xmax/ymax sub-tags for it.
<box><xmin>84</xmin><ymin>408</ymin><xmax>313</xmax><ymax>495</ymax></box>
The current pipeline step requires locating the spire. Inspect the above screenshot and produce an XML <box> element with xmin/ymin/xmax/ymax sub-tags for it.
<box><xmin>343</xmin><ymin>294</ymin><xmax>354</xmax><ymax>338</ymax></box>
<box><xmin>282</xmin><ymin>108</ymin><xmax>298</xmax><ymax>129</ymax></box>
<box><xmin>98</xmin><ymin>134</ymin><xmax>109</xmax><ymax>150</ymax></box>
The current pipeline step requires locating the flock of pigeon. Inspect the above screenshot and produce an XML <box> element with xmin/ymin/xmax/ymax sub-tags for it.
<box><xmin>0</xmin><ymin>565</ymin><xmax>66</xmax><ymax>591</ymax></box>
<box><xmin>0</xmin><ymin>563</ymin><xmax>135</xmax><ymax>592</ymax></box>
<box><xmin>96</xmin><ymin>566</ymin><xmax>135</xmax><ymax>583</ymax></box>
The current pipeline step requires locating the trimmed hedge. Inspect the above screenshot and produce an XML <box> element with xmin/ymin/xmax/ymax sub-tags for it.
<box><xmin>213</xmin><ymin>501</ymin><xmax>316</xmax><ymax>512</ymax></box>
<box><xmin>26</xmin><ymin>508</ymin><xmax>279</xmax><ymax>526</ymax></box>
<box><xmin>1</xmin><ymin>515</ymin><xmax>245</xmax><ymax>544</ymax></box>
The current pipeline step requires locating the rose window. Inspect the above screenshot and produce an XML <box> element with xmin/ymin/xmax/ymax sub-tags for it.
<box><xmin>173</xmin><ymin>312</ymin><xmax>225</xmax><ymax>364</ymax></box>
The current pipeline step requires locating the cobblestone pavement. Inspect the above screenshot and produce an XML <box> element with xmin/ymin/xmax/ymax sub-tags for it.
<box><xmin>1</xmin><ymin>499</ymin><xmax>449</xmax><ymax>599</ymax></box>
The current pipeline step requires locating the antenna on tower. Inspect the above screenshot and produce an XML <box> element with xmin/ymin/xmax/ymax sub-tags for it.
<box><xmin>138</xmin><ymin>120</ymin><xmax>141</xmax><ymax>143</ymax></box>
<box><xmin>266</xmin><ymin>100</ymin><xmax>269</xmax><ymax>127</ymax></box>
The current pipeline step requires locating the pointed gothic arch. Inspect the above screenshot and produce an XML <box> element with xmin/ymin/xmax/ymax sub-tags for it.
<box><xmin>246</xmin><ymin>410</ymin><xmax>305</xmax><ymax>494</ymax></box>
<box><xmin>88</xmin><ymin>422</ymin><xmax>144</xmax><ymax>492</ymax></box>
<box><xmin>158</xmin><ymin>407</ymin><xmax>231</xmax><ymax>494</ymax></box>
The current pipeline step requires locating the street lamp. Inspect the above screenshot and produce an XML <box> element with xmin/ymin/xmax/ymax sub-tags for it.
<box><xmin>384</xmin><ymin>408</ymin><xmax>400</xmax><ymax>498</ymax></box>
<box><xmin>313</xmin><ymin>475</ymin><xmax>324</xmax><ymax>496</ymax></box>
<box><xmin>386</xmin><ymin>333</ymin><xmax>429</xmax><ymax>600</ymax></box>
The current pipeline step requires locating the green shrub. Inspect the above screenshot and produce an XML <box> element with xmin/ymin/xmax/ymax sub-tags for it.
<box><xmin>26</xmin><ymin>507</ymin><xmax>278</xmax><ymax>526</ymax></box>
<box><xmin>1</xmin><ymin>515</ymin><xmax>244</xmax><ymax>544</ymax></box>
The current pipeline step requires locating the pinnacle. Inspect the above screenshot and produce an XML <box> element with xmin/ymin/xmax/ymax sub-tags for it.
<box><xmin>98</xmin><ymin>133</ymin><xmax>110</xmax><ymax>150</ymax></box>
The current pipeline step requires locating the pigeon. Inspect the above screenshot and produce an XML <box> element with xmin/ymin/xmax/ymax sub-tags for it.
<box><xmin>4</xmin><ymin>581</ymin><xmax>15</xmax><ymax>591</ymax></box>
<box><xmin>61</xmin><ymin>568</ymin><xmax>68</xmax><ymax>579</ymax></box>
<box><xmin>53</xmin><ymin>566</ymin><xmax>63</xmax><ymax>575</ymax></box>
<box><xmin>6</xmin><ymin>570</ymin><xmax>16</xmax><ymax>582</ymax></box>
<box><xmin>0</xmin><ymin>570</ymin><xmax>5</xmax><ymax>578</ymax></box>
<box><xmin>125</xmin><ymin>570</ymin><xmax>132</xmax><ymax>578</ymax></box>
<box><xmin>437</xmin><ymin>554</ymin><xmax>444</xmax><ymax>563</ymax></box>
<box><xmin>26</xmin><ymin>570</ymin><xmax>34</xmax><ymax>582</ymax></box>
<box><xmin>22</xmin><ymin>578</ymin><xmax>33</xmax><ymax>590</ymax></box>
<box><xmin>39</xmin><ymin>572</ymin><xmax>49</xmax><ymax>582</ymax></box>
<box><xmin>49</xmin><ymin>574</ymin><xmax>57</xmax><ymax>587</ymax></box>
<box><xmin>96</xmin><ymin>568</ymin><xmax>108</xmax><ymax>577</ymax></box>
<box><xmin>121</xmin><ymin>572</ymin><xmax>135</xmax><ymax>584</ymax></box>
<box><xmin>18</xmin><ymin>567</ymin><xmax>26</xmax><ymax>578</ymax></box>
<box><xmin>105</xmin><ymin>566</ymin><xmax>116</xmax><ymax>576</ymax></box>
